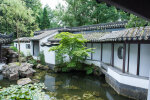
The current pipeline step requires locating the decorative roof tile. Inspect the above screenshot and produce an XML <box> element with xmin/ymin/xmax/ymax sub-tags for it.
<box><xmin>14</xmin><ymin>37</ymin><xmax>31</xmax><ymax>42</ymax></box>
<box><xmin>31</xmin><ymin>30</ymin><xmax>58</xmax><ymax>40</ymax></box>
<box><xmin>0</xmin><ymin>33</ymin><xmax>13</xmax><ymax>44</ymax></box>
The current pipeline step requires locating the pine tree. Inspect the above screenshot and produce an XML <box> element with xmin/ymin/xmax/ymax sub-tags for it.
<box><xmin>41</xmin><ymin>7</ymin><xmax>50</xmax><ymax>29</ymax></box>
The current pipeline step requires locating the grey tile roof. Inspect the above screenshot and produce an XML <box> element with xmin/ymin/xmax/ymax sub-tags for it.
<box><xmin>31</xmin><ymin>30</ymin><xmax>58</xmax><ymax>40</ymax></box>
<box><xmin>0</xmin><ymin>33</ymin><xmax>13</xmax><ymax>44</ymax></box>
<box><xmin>99</xmin><ymin>26</ymin><xmax>150</xmax><ymax>41</ymax></box>
<box><xmin>48</xmin><ymin>26</ymin><xmax>150</xmax><ymax>43</ymax></box>
<box><xmin>59</xmin><ymin>21</ymin><xmax>127</xmax><ymax>33</ymax></box>
<box><xmin>14</xmin><ymin>37</ymin><xmax>31</xmax><ymax>42</ymax></box>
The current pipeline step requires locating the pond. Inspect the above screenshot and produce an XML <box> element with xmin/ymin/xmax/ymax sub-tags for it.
<box><xmin>0</xmin><ymin>70</ymin><xmax>133</xmax><ymax>100</ymax></box>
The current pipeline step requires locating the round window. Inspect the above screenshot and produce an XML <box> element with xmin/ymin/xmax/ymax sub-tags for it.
<box><xmin>118</xmin><ymin>46</ymin><xmax>123</xmax><ymax>59</ymax></box>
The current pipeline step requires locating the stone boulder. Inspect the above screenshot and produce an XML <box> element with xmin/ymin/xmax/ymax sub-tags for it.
<box><xmin>17</xmin><ymin>78</ymin><xmax>32</xmax><ymax>85</ymax></box>
<box><xmin>2</xmin><ymin>63</ymin><xmax>36</xmax><ymax>80</ymax></box>
<box><xmin>36</xmin><ymin>64</ymin><xmax>49</xmax><ymax>70</ymax></box>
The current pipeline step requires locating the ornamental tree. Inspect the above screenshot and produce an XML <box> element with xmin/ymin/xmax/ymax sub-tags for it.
<box><xmin>49</xmin><ymin>32</ymin><xmax>93</xmax><ymax>70</ymax></box>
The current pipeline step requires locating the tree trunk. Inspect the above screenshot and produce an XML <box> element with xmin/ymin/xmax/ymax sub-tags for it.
<box><xmin>16</xmin><ymin>22</ymin><xmax>21</xmax><ymax>65</ymax></box>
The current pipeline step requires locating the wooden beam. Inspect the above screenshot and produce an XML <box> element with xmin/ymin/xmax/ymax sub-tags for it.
<box><xmin>137</xmin><ymin>43</ymin><xmax>140</xmax><ymax>75</ymax></box>
<box><xmin>111</xmin><ymin>43</ymin><xmax>114</xmax><ymax>66</ymax></box>
<box><xmin>101</xmin><ymin>43</ymin><xmax>103</xmax><ymax>61</ymax></box>
<box><xmin>127</xmin><ymin>43</ymin><xmax>130</xmax><ymax>73</ymax></box>
<box><xmin>123</xmin><ymin>43</ymin><xmax>126</xmax><ymax>73</ymax></box>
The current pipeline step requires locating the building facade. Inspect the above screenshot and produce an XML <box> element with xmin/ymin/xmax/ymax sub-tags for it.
<box><xmin>14</xmin><ymin>21</ymin><xmax>150</xmax><ymax>99</ymax></box>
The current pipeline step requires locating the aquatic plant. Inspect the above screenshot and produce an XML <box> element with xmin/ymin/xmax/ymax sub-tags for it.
<box><xmin>63</xmin><ymin>85</ymin><xmax>80</xmax><ymax>90</ymax></box>
<box><xmin>0</xmin><ymin>83</ymin><xmax>47</xmax><ymax>100</ymax></box>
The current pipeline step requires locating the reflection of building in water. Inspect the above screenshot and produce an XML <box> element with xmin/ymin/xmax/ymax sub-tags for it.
<box><xmin>0</xmin><ymin>74</ymin><xmax>3</xmax><ymax>80</ymax></box>
<box><xmin>44</xmin><ymin>75</ymin><xmax>56</xmax><ymax>91</ymax></box>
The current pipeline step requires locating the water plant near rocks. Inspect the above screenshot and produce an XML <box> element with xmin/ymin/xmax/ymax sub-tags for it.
<box><xmin>0</xmin><ymin>83</ymin><xmax>47</xmax><ymax>100</ymax></box>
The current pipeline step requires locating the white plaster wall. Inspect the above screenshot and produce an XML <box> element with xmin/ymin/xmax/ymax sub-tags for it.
<box><xmin>102</xmin><ymin>43</ymin><xmax>111</xmax><ymax>64</ymax></box>
<box><xmin>93</xmin><ymin>43</ymin><xmax>101</xmax><ymax>61</ymax></box>
<box><xmin>107</xmin><ymin>67</ymin><xmax>149</xmax><ymax>89</ymax></box>
<box><xmin>129</xmin><ymin>44</ymin><xmax>138</xmax><ymax>75</ymax></box>
<box><xmin>39</xmin><ymin>31</ymin><xmax>58</xmax><ymax>52</ymax></box>
<box><xmin>40</xmin><ymin>46</ymin><xmax>55</xmax><ymax>64</ymax></box>
<box><xmin>14</xmin><ymin>42</ymin><xmax>31</xmax><ymax>56</ymax></box>
<box><xmin>140</xmin><ymin>44</ymin><xmax>150</xmax><ymax>77</ymax></box>
<box><xmin>85</xmin><ymin>60</ymin><xmax>101</xmax><ymax>67</ymax></box>
<box><xmin>114</xmin><ymin>43</ymin><xmax>123</xmax><ymax>70</ymax></box>
<box><xmin>87</xmin><ymin>43</ymin><xmax>92</xmax><ymax>59</ymax></box>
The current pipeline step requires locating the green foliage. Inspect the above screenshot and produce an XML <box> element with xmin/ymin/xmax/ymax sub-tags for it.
<box><xmin>10</xmin><ymin>46</ymin><xmax>18</xmax><ymax>52</ymax></box>
<box><xmin>126</xmin><ymin>14</ymin><xmax>150</xmax><ymax>28</ymax></box>
<box><xmin>55</xmin><ymin>0</ymin><xmax>129</xmax><ymax>27</ymax></box>
<box><xmin>0</xmin><ymin>83</ymin><xmax>46</xmax><ymax>100</ymax></box>
<box><xmin>38</xmin><ymin>51</ymin><xmax>46</xmax><ymax>65</ymax></box>
<box><xmin>28</xmin><ymin>59</ymin><xmax>38</xmax><ymax>66</ymax></box>
<box><xmin>0</xmin><ymin>0</ymin><xmax>37</xmax><ymax>36</ymax></box>
<box><xmin>40</xmin><ymin>7</ymin><xmax>50</xmax><ymax>29</ymax></box>
<box><xmin>49</xmin><ymin>32</ymin><xmax>94</xmax><ymax>74</ymax></box>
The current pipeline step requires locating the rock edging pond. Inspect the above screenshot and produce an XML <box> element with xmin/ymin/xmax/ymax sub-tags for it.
<box><xmin>1</xmin><ymin>63</ymin><xmax>36</xmax><ymax>80</ymax></box>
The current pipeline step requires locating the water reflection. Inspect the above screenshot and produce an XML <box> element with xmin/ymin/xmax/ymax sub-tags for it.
<box><xmin>42</xmin><ymin>71</ymin><xmax>132</xmax><ymax>100</ymax></box>
<box><xmin>0</xmin><ymin>70</ymin><xmax>133</xmax><ymax>100</ymax></box>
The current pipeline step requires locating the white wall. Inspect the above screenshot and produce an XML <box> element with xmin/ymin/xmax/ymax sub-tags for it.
<box><xmin>114</xmin><ymin>43</ymin><xmax>123</xmax><ymax>70</ymax></box>
<box><xmin>85</xmin><ymin>60</ymin><xmax>101</xmax><ymax>67</ymax></box>
<box><xmin>87</xmin><ymin>43</ymin><xmax>92</xmax><ymax>59</ymax></box>
<box><xmin>93</xmin><ymin>43</ymin><xmax>101</xmax><ymax>61</ymax></box>
<box><xmin>14</xmin><ymin>42</ymin><xmax>31</xmax><ymax>56</ymax></box>
<box><xmin>129</xmin><ymin>44</ymin><xmax>138</xmax><ymax>75</ymax></box>
<box><xmin>107</xmin><ymin>67</ymin><xmax>149</xmax><ymax>89</ymax></box>
<box><xmin>102</xmin><ymin>43</ymin><xmax>112</xmax><ymax>64</ymax></box>
<box><xmin>40</xmin><ymin>46</ymin><xmax>56</xmax><ymax>65</ymax></box>
<box><xmin>39</xmin><ymin>31</ymin><xmax>58</xmax><ymax>52</ymax></box>
<box><xmin>140</xmin><ymin>44</ymin><xmax>150</xmax><ymax>77</ymax></box>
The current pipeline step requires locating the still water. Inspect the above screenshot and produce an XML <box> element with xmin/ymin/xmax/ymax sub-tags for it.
<box><xmin>0</xmin><ymin>70</ymin><xmax>133</xmax><ymax>100</ymax></box>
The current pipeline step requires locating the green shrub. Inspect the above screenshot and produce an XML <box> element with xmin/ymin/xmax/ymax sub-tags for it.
<box><xmin>0</xmin><ymin>83</ymin><xmax>46</xmax><ymax>100</ymax></box>
<box><xmin>49</xmin><ymin>32</ymin><xmax>94</xmax><ymax>74</ymax></box>
<box><xmin>28</xmin><ymin>59</ymin><xmax>38</xmax><ymax>66</ymax></box>
<box><xmin>10</xmin><ymin>46</ymin><xmax>18</xmax><ymax>52</ymax></box>
<box><xmin>38</xmin><ymin>51</ymin><xmax>46</xmax><ymax>65</ymax></box>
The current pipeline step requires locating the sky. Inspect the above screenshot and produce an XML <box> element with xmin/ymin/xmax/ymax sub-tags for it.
<box><xmin>40</xmin><ymin>0</ymin><xmax>67</xmax><ymax>9</ymax></box>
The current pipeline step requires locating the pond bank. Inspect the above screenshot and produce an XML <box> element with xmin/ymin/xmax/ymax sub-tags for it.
<box><xmin>0</xmin><ymin>69</ymin><xmax>133</xmax><ymax>100</ymax></box>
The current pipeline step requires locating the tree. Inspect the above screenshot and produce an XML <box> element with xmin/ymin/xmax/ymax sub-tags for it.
<box><xmin>49</xmin><ymin>32</ymin><xmax>93</xmax><ymax>72</ymax></box>
<box><xmin>126</xmin><ymin>14</ymin><xmax>150</xmax><ymax>28</ymax></box>
<box><xmin>55</xmin><ymin>0</ymin><xmax>129</xmax><ymax>27</ymax></box>
<box><xmin>0</xmin><ymin>0</ymin><xmax>35</xmax><ymax>64</ymax></box>
<box><xmin>40</xmin><ymin>7</ymin><xmax>50</xmax><ymax>29</ymax></box>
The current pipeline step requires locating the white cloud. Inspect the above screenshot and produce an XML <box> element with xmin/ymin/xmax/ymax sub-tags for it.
<box><xmin>40</xmin><ymin>0</ymin><xmax>67</xmax><ymax>9</ymax></box>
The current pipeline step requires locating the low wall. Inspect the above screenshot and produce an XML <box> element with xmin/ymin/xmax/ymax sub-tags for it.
<box><xmin>103</xmin><ymin>64</ymin><xmax>148</xmax><ymax>100</ymax></box>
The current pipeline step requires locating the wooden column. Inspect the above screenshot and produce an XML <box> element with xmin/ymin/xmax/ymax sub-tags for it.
<box><xmin>111</xmin><ymin>43</ymin><xmax>114</xmax><ymax>66</ymax></box>
<box><xmin>127</xmin><ymin>43</ymin><xmax>130</xmax><ymax>73</ymax></box>
<box><xmin>122</xmin><ymin>43</ymin><xmax>126</xmax><ymax>73</ymax></box>
<box><xmin>137</xmin><ymin>43</ymin><xmax>140</xmax><ymax>75</ymax></box>
<box><xmin>101</xmin><ymin>43</ymin><xmax>103</xmax><ymax>61</ymax></box>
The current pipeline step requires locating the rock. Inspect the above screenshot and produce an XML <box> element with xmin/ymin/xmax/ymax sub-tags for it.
<box><xmin>2</xmin><ymin>63</ymin><xmax>35</xmax><ymax>80</ymax></box>
<box><xmin>36</xmin><ymin>64</ymin><xmax>43</xmax><ymax>69</ymax></box>
<box><xmin>21</xmin><ymin>57</ymin><xmax>26</xmax><ymax>63</ymax></box>
<box><xmin>41</xmin><ymin>65</ymin><xmax>49</xmax><ymax>70</ymax></box>
<box><xmin>17</xmin><ymin>78</ymin><xmax>32</xmax><ymax>85</ymax></box>
<box><xmin>9</xmin><ymin>72</ymin><xmax>19</xmax><ymax>80</ymax></box>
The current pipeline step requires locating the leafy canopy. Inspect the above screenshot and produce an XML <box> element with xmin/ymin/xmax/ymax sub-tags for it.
<box><xmin>49</xmin><ymin>32</ymin><xmax>93</xmax><ymax>69</ymax></box>
<box><xmin>0</xmin><ymin>0</ymin><xmax>37</xmax><ymax>36</ymax></box>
